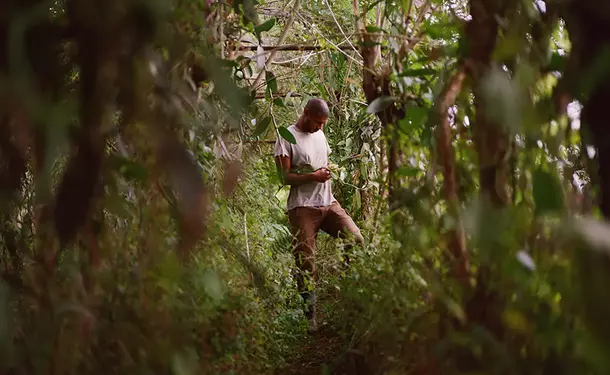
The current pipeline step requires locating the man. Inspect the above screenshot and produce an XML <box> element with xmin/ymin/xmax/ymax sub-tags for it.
<box><xmin>274</xmin><ymin>98</ymin><xmax>364</xmax><ymax>332</ymax></box>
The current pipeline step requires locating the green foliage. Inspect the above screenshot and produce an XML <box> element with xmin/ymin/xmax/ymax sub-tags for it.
<box><xmin>3</xmin><ymin>0</ymin><xmax>610</xmax><ymax>374</ymax></box>
<box><xmin>532</xmin><ymin>168</ymin><xmax>565</xmax><ymax>216</ymax></box>
<box><xmin>366</xmin><ymin>96</ymin><xmax>395</xmax><ymax>114</ymax></box>
<box><xmin>278</xmin><ymin>126</ymin><xmax>297</xmax><ymax>144</ymax></box>
<box><xmin>251</xmin><ymin>116</ymin><xmax>272</xmax><ymax>138</ymax></box>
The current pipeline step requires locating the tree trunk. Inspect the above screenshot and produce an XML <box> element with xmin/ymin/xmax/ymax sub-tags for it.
<box><xmin>434</xmin><ymin>67</ymin><xmax>469</xmax><ymax>281</ymax></box>
<box><xmin>457</xmin><ymin>0</ymin><xmax>514</xmax><ymax>370</ymax></box>
<box><xmin>466</xmin><ymin>0</ymin><xmax>510</xmax><ymax>207</ymax></box>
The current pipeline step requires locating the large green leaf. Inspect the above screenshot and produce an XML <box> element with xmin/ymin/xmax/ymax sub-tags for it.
<box><xmin>111</xmin><ymin>156</ymin><xmax>149</xmax><ymax>184</ymax></box>
<box><xmin>266</xmin><ymin>70</ymin><xmax>278</xmax><ymax>97</ymax></box>
<box><xmin>492</xmin><ymin>34</ymin><xmax>523</xmax><ymax>61</ymax></box>
<box><xmin>278</xmin><ymin>126</ymin><xmax>296</xmax><ymax>144</ymax></box>
<box><xmin>255</xmin><ymin>17</ymin><xmax>276</xmax><ymax>35</ymax></box>
<box><xmin>366</xmin><ymin>96</ymin><xmax>395</xmax><ymax>114</ymax></box>
<box><xmin>241</xmin><ymin>0</ymin><xmax>260</xmax><ymax>25</ymax></box>
<box><xmin>403</xmin><ymin>106</ymin><xmax>429</xmax><ymax>130</ymax></box>
<box><xmin>252</xmin><ymin>116</ymin><xmax>271</xmax><ymax>138</ymax></box>
<box><xmin>400</xmin><ymin>0</ymin><xmax>412</xmax><ymax>16</ymax></box>
<box><xmin>547</xmin><ymin>52</ymin><xmax>566</xmax><ymax>72</ymax></box>
<box><xmin>365</xmin><ymin>25</ymin><xmax>386</xmax><ymax>33</ymax></box>
<box><xmin>399</xmin><ymin>68</ymin><xmax>436</xmax><ymax>77</ymax></box>
<box><xmin>422</xmin><ymin>22</ymin><xmax>458</xmax><ymax>40</ymax></box>
<box><xmin>532</xmin><ymin>168</ymin><xmax>564</xmax><ymax>216</ymax></box>
<box><xmin>273</xmin><ymin>97</ymin><xmax>285</xmax><ymax>107</ymax></box>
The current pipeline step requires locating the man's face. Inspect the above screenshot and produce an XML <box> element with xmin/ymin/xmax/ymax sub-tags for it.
<box><xmin>302</xmin><ymin>110</ymin><xmax>328</xmax><ymax>133</ymax></box>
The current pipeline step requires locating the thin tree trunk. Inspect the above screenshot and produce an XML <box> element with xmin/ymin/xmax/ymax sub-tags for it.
<box><xmin>434</xmin><ymin>66</ymin><xmax>469</xmax><ymax>282</ymax></box>
<box><xmin>457</xmin><ymin>0</ymin><xmax>514</xmax><ymax>370</ymax></box>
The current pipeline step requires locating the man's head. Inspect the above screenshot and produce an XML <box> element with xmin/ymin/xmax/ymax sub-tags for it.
<box><xmin>299</xmin><ymin>98</ymin><xmax>329</xmax><ymax>133</ymax></box>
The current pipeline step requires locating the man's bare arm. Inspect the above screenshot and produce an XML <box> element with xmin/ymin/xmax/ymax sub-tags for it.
<box><xmin>275</xmin><ymin>156</ymin><xmax>331</xmax><ymax>186</ymax></box>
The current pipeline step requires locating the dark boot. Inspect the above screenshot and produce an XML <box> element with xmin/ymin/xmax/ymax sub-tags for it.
<box><xmin>301</xmin><ymin>291</ymin><xmax>318</xmax><ymax>332</ymax></box>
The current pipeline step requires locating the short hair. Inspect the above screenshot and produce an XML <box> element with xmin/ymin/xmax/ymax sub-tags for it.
<box><xmin>304</xmin><ymin>98</ymin><xmax>329</xmax><ymax>117</ymax></box>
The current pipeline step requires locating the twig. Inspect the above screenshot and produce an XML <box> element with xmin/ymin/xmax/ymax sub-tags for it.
<box><xmin>237</xmin><ymin>40</ymin><xmax>414</xmax><ymax>51</ymax></box>
<box><xmin>374</xmin><ymin>0</ymin><xmax>384</xmax><ymax>62</ymax></box>
<box><xmin>297</xmin><ymin>14</ymin><xmax>364</xmax><ymax>68</ymax></box>
<box><xmin>244</xmin><ymin>217</ymin><xmax>250</xmax><ymax>261</ymax></box>
<box><xmin>219</xmin><ymin>2</ymin><xmax>225</xmax><ymax>58</ymax></box>
<box><xmin>324</xmin><ymin>0</ymin><xmax>362</xmax><ymax>59</ymax></box>
<box><xmin>412</xmin><ymin>0</ymin><xmax>432</xmax><ymax>36</ymax></box>
<box><xmin>369</xmin><ymin>172</ymin><xmax>390</xmax><ymax>244</ymax></box>
<box><xmin>251</xmin><ymin>0</ymin><xmax>302</xmax><ymax>89</ymax></box>
<box><xmin>399</xmin><ymin>0</ymin><xmax>433</xmax><ymax>59</ymax></box>
<box><xmin>274</xmin><ymin>51</ymin><xmax>319</xmax><ymax>64</ymax></box>
<box><xmin>352</xmin><ymin>0</ymin><xmax>363</xmax><ymax>32</ymax></box>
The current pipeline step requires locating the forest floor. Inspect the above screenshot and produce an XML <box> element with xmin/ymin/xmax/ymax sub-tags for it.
<box><xmin>277</xmin><ymin>291</ymin><xmax>356</xmax><ymax>375</ymax></box>
<box><xmin>277</xmin><ymin>244</ymin><xmax>359</xmax><ymax>375</ymax></box>
<box><xmin>278</xmin><ymin>321</ymin><xmax>344</xmax><ymax>375</ymax></box>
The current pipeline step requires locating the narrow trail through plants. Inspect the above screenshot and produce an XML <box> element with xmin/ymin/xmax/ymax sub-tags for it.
<box><xmin>278</xmin><ymin>302</ymin><xmax>346</xmax><ymax>375</ymax></box>
<box><xmin>280</xmin><ymin>326</ymin><xmax>343</xmax><ymax>375</ymax></box>
<box><xmin>277</xmin><ymin>270</ymin><xmax>361</xmax><ymax>375</ymax></box>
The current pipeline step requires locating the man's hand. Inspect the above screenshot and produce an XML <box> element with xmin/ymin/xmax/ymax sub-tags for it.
<box><xmin>311</xmin><ymin>168</ymin><xmax>331</xmax><ymax>183</ymax></box>
<box><xmin>276</xmin><ymin>156</ymin><xmax>332</xmax><ymax>186</ymax></box>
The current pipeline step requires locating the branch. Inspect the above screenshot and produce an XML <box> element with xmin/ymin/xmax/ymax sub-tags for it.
<box><xmin>253</xmin><ymin>91</ymin><xmax>318</xmax><ymax>99</ymax></box>
<box><xmin>434</xmin><ymin>65</ymin><xmax>469</xmax><ymax>281</ymax></box>
<box><xmin>250</xmin><ymin>0</ymin><xmax>301</xmax><ymax>89</ymax></box>
<box><xmin>296</xmin><ymin>14</ymin><xmax>364</xmax><ymax>67</ymax></box>
<box><xmin>324</xmin><ymin>0</ymin><xmax>362</xmax><ymax>58</ymax></box>
<box><xmin>399</xmin><ymin>0</ymin><xmax>433</xmax><ymax>60</ymax></box>
<box><xmin>352</xmin><ymin>0</ymin><xmax>363</xmax><ymax>32</ymax></box>
<box><xmin>239</xmin><ymin>44</ymin><xmax>364</xmax><ymax>51</ymax></box>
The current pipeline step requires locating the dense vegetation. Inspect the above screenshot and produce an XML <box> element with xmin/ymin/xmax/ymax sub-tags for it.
<box><xmin>2</xmin><ymin>0</ymin><xmax>610</xmax><ymax>374</ymax></box>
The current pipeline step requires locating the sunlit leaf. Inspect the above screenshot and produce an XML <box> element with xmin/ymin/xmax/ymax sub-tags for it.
<box><xmin>353</xmin><ymin>190</ymin><xmax>361</xmax><ymax>211</ymax></box>
<box><xmin>365</xmin><ymin>26</ymin><xmax>385</xmax><ymax>33</ymax></box>
<box><xmin>502</xmin><ymin>309</ymin><xmax>529</xmax><ymax>333</ymax></box>
<box><xmin>400</xmin><ymin>0</ymin><xmax>412</xmax><ymax>15</ymax></box>
<box><xmin>366</xmin><ymin>96</ymin><xmax>395</xmax><ymax>114</ymax></box>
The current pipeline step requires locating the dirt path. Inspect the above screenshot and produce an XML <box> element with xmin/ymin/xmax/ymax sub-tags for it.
<box><xmin>276</xmin><ymin>291</ymin><xmax>351</xmax><ymax>375</ymax></box>
<box><xmin>278</xmin><ymin>257</ymin><xmax>356</xmax><ymax>374</ymax></box>
<box><xmin>278</xmin><ymin>322</ymin><xmax>343</xmax><ymax>375</ymax></box>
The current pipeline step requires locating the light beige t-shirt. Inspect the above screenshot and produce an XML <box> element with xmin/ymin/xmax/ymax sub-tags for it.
<box><xmin>274</xmin><ymin>124</ymin><xmax>336</xmax><ymax>211</ymax></box>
